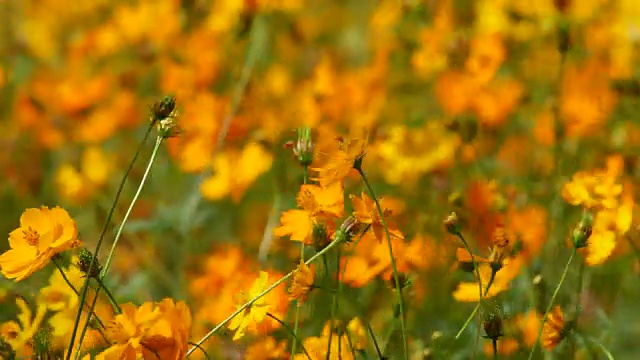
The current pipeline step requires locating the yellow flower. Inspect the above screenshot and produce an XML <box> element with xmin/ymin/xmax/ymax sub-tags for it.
<box><xmin>0</xmin><ymin>298</ymin><xmax>47</xmax><ymax>358</ymax></box>
<box><xmin>293</xmin><ymin>319</ymin><xmax>364</xmax><ymax>360</ymax></box>
<box><xmin>542</xmin><ymin>306</ymin><xmax>566</xmax><ymax>350</ymax></box>
<box><xmin>244</xmin><ymin>336</ymin><xmax>288</xmax><ymax>360</ymax></box>
<box><xmin>273</xmin><ymin>183</ymin><xmax>344</xmax><ymax>244</ymax></box>
<box><xmin>37</xmin><ymin>260</ymin><xmax>109</xmax><ymax>353</ymax></box>
<box><xmin>229</xmin><ymin>271</ymin><xmax>270</xmax><ymax>340</ymax></box>
<box><xmin>312</xmin><ymin>134</ymin><xmax>367</xmax><ymax>187</ymax></box>
<box><xmin>99</xmin><ymin>299</ymin><xmax>191</xmax><ymax>360</ymax></box>
<box><xmin>350</xmin><ymin>192</ymin><xmax>403</xmax><ymax>243</ymax></box>
<box><xmin>289</xmin><ymin>261</ymin><xmax>315</xmax><ymax>304</ymax></box>
<box><xmin>0</xmin><ymin>207</ymin><xmax>80</xmax><ymax>281</ymax></box>
<box><xmin>200</xmin><ymin>142</ymin><xmax>274</xmax><ymax>202</ymax></box>
<box><xmin>453</xmin><ymin>256</ymin><xmax>524</xmax><ymax>302</ymax></box>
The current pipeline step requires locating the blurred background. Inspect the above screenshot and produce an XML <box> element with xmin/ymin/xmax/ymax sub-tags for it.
<box><xmin>1</xmin><ymin>0</ymin><xmax>640</xmax><ymax>358</ymax></box>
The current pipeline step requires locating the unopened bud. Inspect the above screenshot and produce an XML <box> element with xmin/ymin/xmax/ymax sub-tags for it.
<box><xmin>572</xmin><ymin>212</ymin><xmax>593</xmax><ymax>249</ymax></box>
<box><xmin>293</xmin><ymin>127</ymin><xmax>314</xmax><ymax>167</ymax></box>
<box><xmin>150</xmin><ymin>95</ymin><xmax>176</xmax><ymax>123</ymax></box>
<box><xmin>444</xmin><ymin>212</ymin><xmax>460</xmax><ymax>235</ymax></box>
<box><xmin>483</xmin><ymin>313</ymin><xmax>503</xmax><ymax>341</ymax></box>
<box><xmin>77</xmin><ymin>248</ymin><xmax>101</xmax><ymax>278</ymax></box>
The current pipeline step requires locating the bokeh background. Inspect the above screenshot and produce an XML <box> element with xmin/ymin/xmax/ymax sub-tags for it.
<box><xmin>1</xmin><ymin>0</ymin><xmax>640</xmax><ymax>359</ymax></box>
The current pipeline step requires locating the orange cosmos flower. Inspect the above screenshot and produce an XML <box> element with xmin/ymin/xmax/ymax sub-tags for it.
<box><xmin>0</xmin><ymin>207</ymin><xmax>80</xmax><ymax>281</ymax></box>
<box><xmin>229</xmin><ymin>271</ymin><xmax>270</xmax><ymax>341</ymax></box>
<box><xmin>350</xmin><ymin>192</ymin><xmax>403</xmax><ymax>243</ymax></box>
<box><xmin>542</xmin><ymin>306</ymin><xmax>566</xmax><ymax>350</ymax></box>
<box><xmin>245</xmin><ymin>336</ymin><xmax>289</xmax><ymax>360</ymax></box>
<box><xmin>289</xmin><ymin>261</ymin><xmax>315</xmax><ymax>305</ymax></box>
<box><xmin>273</xmin><ymin>183</ymin><xmax>344</xmax><ymax>244</ymax></box>
<box><xmin>99</xmin><ymin>299</ymin><xmax>191</xmax><ymax>360</ymax></box>
<box><xmin>312</xmin><ymin>134</ymin><xmax>367</xmax><ymax>187</ymax></box>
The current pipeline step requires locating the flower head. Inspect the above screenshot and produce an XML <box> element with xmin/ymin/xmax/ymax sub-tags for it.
<box><xmin>229</xmin><ymin>271</ymin><xmax>270</xmax><ymax>340</ymax></box>
<box><xmin>351</xmin><ymin>192</ymin><xmax>403</xmax><ymax>243</ymax></box>
<box><xmin>542</xmin><ymin>306</ymin><xmax>566</xmax><ymax>350</ymax></box>
<box><xmin>0</xmin><ymin>207</ymin><xmax>80</xmax><ymax>281</ymax></box>
<box><xmin>312</xmin><ymin>135</ymin><xmax>367</xmax><ymax>187</ymax></box>
<box><xmin>289</xmin><ymin>261</ymin><xmax>315</xmax><ymax>305</ymax></box>
<box><xmin>274</xmin><ymin>183</ymin><xmax>344</xmax><ymax>244</ymax></box>
<box><xmin>99</xmin><ymin>299</ymin><xmax>191</xmax><ymax>360</ymax></box>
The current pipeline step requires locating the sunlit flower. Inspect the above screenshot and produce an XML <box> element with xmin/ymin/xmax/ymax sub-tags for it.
<box><xmin>289</xmin><ymin>261</ymin><xmax>315</xmax><ymax>304</ymax></box>
<box><xmin>99</xmin><ymin>299</ymin><xmax>191</xmax><ymax>359</ymax></box>
<box><xmin>312</xmin><ymin>134</ymin><xmax>367</xmax><ymax>187</ymax></box>
<box><xmin>274</xmin><ymin>183</ymin><xmax>344</xmax><ymax>244</ymax></box>
<box><xmin>350</xmin><ymin>192</ymin><xmax>403</xmax><ymax>243</ymax></box>
<box><xmin>0</xmin><ymin>207</ymin><xmax>80</xmax><ymax>281</ymax></box>
<box><xmin>37</xmin><ymin>258</ymin><xmax>109</xmax><ymax>353</ymax></box>
<box><xmin>542</xmin><ymin>306</ymin><xmax>566</xmax><ymax>350</ymax></box>
<box><xmin>229</xmin><ymin>271</ymin><xmax>270</xmax><ymax>340</ymax></box>
<box><xmin>244</xmin><ymin>336</ymin><xmax>289</xmax><ymax>360</ymax></box>
<box><xmin>453</xmin><ymin>256</ymin><xmax>524</xmax><ymax>302</ymax></box>
<box><xmin>293</xmin><ymin>318</ymin><xmax>365</xmax><ymax>360</ymax></box>
<box><xmin>0</xmin><ymin>298</ymin><xmax>46</xmax><ymax>358</ymax></box>
<box><xmin>200</xmin><ymin>142</ymin><xmax>274</xmax><ymax>202</ymax></box>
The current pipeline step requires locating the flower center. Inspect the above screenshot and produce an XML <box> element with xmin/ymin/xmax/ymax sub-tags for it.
<box><xmin>23</xmin><ymin>226</ymin><xmax>40</xmax><ymax>246</ymax></box>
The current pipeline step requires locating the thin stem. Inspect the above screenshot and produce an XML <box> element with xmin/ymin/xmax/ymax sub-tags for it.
<box><xmin>103</xmin><ymin>136</ymin><xmax>163</xmax><ymax>275</ymax></box>
<box><xmin>326</xmin><ymin>249</ymin><xmax>341</xmax><ymax>360</ymax></box>
<box><xmin>367</xmin><ymin>322</ymin><xmax>385</xmax><ymax>360</ymax></box>
<box><xmin>357</xmin><ymin>168</ymin><xmax>408</xmax><ymax>360</ymax></box>
<box><xmin>186</xmin><ymin>232</ymin><xmax>347</xmax><ymax>357</ymax></box>
<box><xmin>342</xmin><ymin>322</ymin><xmax>358</xmax><ymax>360</ymax></box>
<box><xmin>73</xmin><ymin>136</ymin><xmax>164</xmax><ymax>359</ymax></box>
<box><xmin>584</xmin><ymin>336</ymin><xmax>615</xmax><ymax>360</ymax></box>
<box><xmin>570</xmin><ymin>259</ymin><xmax>586</xmax><ymax>357</ymax></box>
<box><xmin>65</xmin><ymin>123</ymin><xmax>154</xmax><ymax>360</ymax></box>
<box><xmin>528</xmin><ymin>248</ymin><xmax>576</xmax><ymax>360</ymax></box>
<box><xmin>267</xmin><ymin>313</ymin><xmax>312</xmax><ymax>360</ymax></box>
<box><xmin>492</xmin><ymin>339</ymin><xmax>498</xmax><ymax>360</ymax></box>
<box><xmin>94</xmin><ymin>277</ymin><xmax>121</xmax><ymax>314</ymax></box>
<box><xmin>52</xmin><ymin>259</ymin><xmax>107</xmax><ymax>340</ymax></box>
<box><xmin>291</xmin><ymin>242</ymin><xmax>305</xmax><ymax>359</ymax></box>
<box><xmin>455</xmin><ymin>269</ymin><xmax>496</xmax><ymax>339</ymax></box>
<box><xmin>187</xmin><ymin>342</ymin><xmax>211</xmax><ymax>360</ymax></box>
<box><xmin>457</xmin><ymin>232</ymin><xmax>484</xmax><ymax>311</ymax></box>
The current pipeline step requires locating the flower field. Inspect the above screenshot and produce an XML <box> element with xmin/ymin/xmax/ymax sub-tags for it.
<box><xmin>0</xmin><ymin>0</ymin><xmax>639</xmax><ymax>359</ymax></box>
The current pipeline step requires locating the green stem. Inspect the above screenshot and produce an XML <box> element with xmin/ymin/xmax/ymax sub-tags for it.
<box><xmin>291</xmin><ymin>242</ymin><xmax>305</xmax><ymax>360</ymax></box>
<box><xmin>186</xmin><ymin>231</ymin><xmax>347</xmax><ymax>357</ymax></box>
<box><xmin>584</xmin><ymin>336</ymin><xmax>614</xmax><ymax>360</ymax></box>
<box><xmin>457</xmin><ymin>231</ymin><xmax>484</xmax><ymax>312</ymax></box>
<box><xmin>357</xmin><ymin>168</ymin><xmax>408</xmax><ymax>360</ymax></box>
<box><xmin>492</xmin><ymin>339</ymin><xmax>498</xmax><ymax>360</ymax></box>
<box><xmin>94</xmin><ymin>277</ymin><xmax>121</xmax><ymax>314</ymax></box>
<box><xmin>267</xmin><ymin>313</ymin><xmax>312</xmax><ymax>360</ymax></box>
<box><xmin>570</xmin><ymin>259</ymin><xmax>586</xmax><ymax>357</ymax></box>
<box><xmin>367</xmin><ymin>322</ymin><xmax>384</xmax><ymax>360</ymax></box>
<box><xmin>528</xmin><ymin>248</ymin><xmax>576</xmax><ymax>360</ymax></box>
<box><xmin>73</xmin><ymin>136</ymin><xmax>163</xmax><ymax>359</ymax></box>
<box><xmin>455</xmin><ymin>269</ymin><xmax>496</xmax><ymax>339</ymax></box>
<box><xmin>65</xmin><ymin>123</ymin><xmax>154</xmax><ymax>360</ymax></box>
<box><xmin>342</xmin><ymin>322</ymin><xmax>358</xmax><ymax>360</ymax></box>
<box><xmin>326</xmin><ymin>249</ymin><xmax>341</xmax><ymax>360</ymax></box>
<box><xmin>52</xmin><ymin>259</ymin><xmax>108</xmax><ymax>341</ymax></box>
<box><xmin>102</xmin><ymin>136</ymin><xmax>163</xmax><ymax>274</ymax></box>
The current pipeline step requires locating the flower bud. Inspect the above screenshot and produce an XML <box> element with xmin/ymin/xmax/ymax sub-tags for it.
<box><xmin>483</xmin><ymin>313</ymin><xmax>504</xmax><ymax>341</ymax></box>
<box><xmin>77</xmin><ymin>248</ymin><xmax>102</xmax><ymax>278</ymax></box>
<box><xmin>293</xmin><ymin>127</ymin><xmax>314</xmax><ymax>167</ymax></box>
<box><xmin>150</xmin><ymin>95</ymin><xmax>176</xmax><ymax>123</ymax></box>
<box><xmin>444</xmin><ymin>212</ymin><xmax>460</xmax><ymax>235</ymax></box>
<box><xmin>572</xmin><ymin>212</ymin><xmax>593</xmax><ymax>249</ymax></box>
